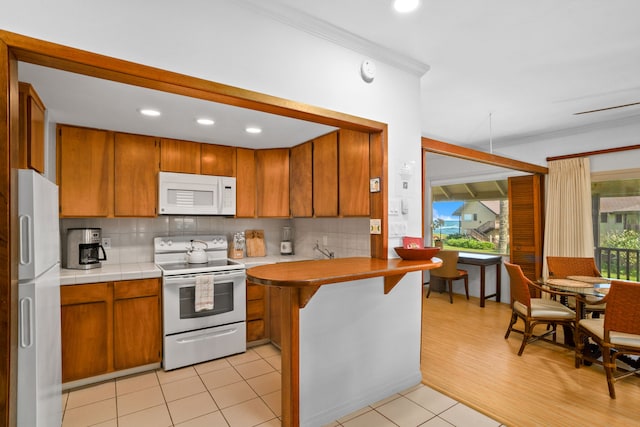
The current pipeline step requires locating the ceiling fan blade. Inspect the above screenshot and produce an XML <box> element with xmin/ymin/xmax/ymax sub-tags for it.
<box><xmin>574</xmin><ymin>101</ymin><xmax>640</xmax><ymax>115</ymax></box>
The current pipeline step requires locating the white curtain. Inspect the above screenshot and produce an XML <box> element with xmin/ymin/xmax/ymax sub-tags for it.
<box><xmin>542</xmin><ymin>157</ymin><xmax>594</xmax><ymax>278</ymax></box>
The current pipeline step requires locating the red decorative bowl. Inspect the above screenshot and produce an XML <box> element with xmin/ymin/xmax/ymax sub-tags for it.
<box><xmin>394</xmin><ymin>246</ymin><xmax>440</xmax><ymax>260</ymax></box>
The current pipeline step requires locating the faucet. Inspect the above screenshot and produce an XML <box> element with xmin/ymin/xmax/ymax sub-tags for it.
<box><xmin>313</xmin><ymin>241</ymin><xmax>334</xmax><ymax>259</ymax></box>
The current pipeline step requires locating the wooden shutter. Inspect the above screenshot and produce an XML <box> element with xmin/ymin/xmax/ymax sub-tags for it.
<box><xmin>508</xmin><ymin>174</ymin><xmax>545</xmax><ymax>282</ymax></box>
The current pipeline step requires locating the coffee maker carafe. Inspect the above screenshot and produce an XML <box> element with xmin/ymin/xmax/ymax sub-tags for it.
<box><xmin>65</xmin><ymin>228</ymin><xmax>107</xmax><ymax>270</ymax></box>
<box><xmin>280</xmin><ymin>226</ymin><xmax>293</xmax><ymax>255</ymax></box>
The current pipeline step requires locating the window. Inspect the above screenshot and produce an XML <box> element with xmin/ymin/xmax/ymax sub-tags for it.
<box><xmin>592</xmin><ymin>174</ymin><xmax>640</xmax><ymax>280</ymax></box>
<box><xmin>431</xmin><ymin>179</ymin><xmax>509</xmax><ymax>254</ymax></box>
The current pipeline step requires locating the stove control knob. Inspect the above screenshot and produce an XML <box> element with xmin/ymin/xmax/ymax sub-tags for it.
<box><xmin>167</xmin><ymin>240</ymin><xmax>173</xmax><ymax>246</ymax></box>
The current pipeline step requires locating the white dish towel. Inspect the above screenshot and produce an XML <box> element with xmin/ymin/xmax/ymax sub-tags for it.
<box><xmin>195</xmin><ymin>274</ymin><xmax>214</xmax><ymax>312</ymax></box>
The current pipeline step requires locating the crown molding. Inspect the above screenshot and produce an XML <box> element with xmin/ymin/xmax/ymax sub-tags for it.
<box><xmin>238</xmin><ymin>0</ymin><xmax>430</xmax><ymax>77</ymax></box>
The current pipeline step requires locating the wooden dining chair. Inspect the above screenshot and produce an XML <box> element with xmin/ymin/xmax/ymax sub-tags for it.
<box><xmin>574</xmin><ymin>279</ymin><xmax>640</xmax><ymax>399</ymax></box>
<box><xmin>426</xmin><ymin>250</ymin><xmax>468</xmax><ymax>304</ymax></box>
<box><xmin>546</xmin><ymin>256</ymin><xmax>606</xmax><ymax>317</ymax></box>
<box><xmin>504</xmin><ymin>262</ymin><xmax>577</xmax><ymax>356</ymax></box>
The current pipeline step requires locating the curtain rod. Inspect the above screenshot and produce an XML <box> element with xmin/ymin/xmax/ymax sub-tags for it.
<box><xmin>547</xmin><ymin>144</ymin><xmax>640</xmax><ymax>161</ymax></box>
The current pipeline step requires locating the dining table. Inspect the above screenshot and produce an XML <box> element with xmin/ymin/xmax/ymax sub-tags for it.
<box><xmin>538</xmin><ymin>276</ymin><xmax>610</xmax><ymax>347</ymax></box>
<box><xmin>542</xmin><ymin>276</ymin><xmax>640</xmax><ymax>370</ymax></box>
<box><xmin>542</xmin><ymin>275</ymin><xmax>610</xmax><ymax>318</ymax></box>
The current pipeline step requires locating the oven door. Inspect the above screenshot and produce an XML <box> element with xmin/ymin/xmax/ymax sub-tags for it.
<box><xmin>163</xmin><ymin>269</ymin><xmax>246</xmax><ymax>335</ymax></box>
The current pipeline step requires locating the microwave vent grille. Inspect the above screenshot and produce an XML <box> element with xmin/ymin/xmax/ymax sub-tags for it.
<box><xmin>168</xmin><ymin>189</ymin><xmax>213</xmax><ymax>207</ymax></box>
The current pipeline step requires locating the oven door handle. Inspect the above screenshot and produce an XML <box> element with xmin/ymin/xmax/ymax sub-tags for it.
<box><xmin>175</xmin><ymin>327</ymin><xmax>239</xmax><ymax>343</ymax></box>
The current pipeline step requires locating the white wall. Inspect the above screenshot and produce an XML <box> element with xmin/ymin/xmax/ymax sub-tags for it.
<box><xmin>299</xmin><ymin>274</ymin><xmax>423</xmax><ymax>426</ymax></box>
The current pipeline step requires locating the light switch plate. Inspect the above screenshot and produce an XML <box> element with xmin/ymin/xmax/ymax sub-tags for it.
<box><xmin>370</xmin><ymin>219</ymin><xmax>381</xmax><ymax>234</ymax></box>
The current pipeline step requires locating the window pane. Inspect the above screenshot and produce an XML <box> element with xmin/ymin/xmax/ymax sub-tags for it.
<box><xmin>431</xmin><ymin>179</ymin><xmax>508</xmax><ymax>254</ymax></box>
<box><xmin>592</xmin><ymin>177</ymin><xmax>640</xmax><ymax>280</ymax></box>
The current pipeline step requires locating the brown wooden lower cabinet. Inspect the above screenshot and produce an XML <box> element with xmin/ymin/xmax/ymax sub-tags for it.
<box><xmin>113</xmin><ymin>279</ymin><xmax>162</xmax><ymax>370</ymax></box>
<box><xmin>247</xmin><ymin>283</ymin><xmax>267</xmax><ymax>342</ymax></box>
<box><xmin>60</xmin><ymin>282</ymin><xmax>111</xmax><ymax>383</ymax></box>
<box><xmin>60</xmin><ymin>278</ymin><xmax>161</xmax><ymax>383</ymax></box>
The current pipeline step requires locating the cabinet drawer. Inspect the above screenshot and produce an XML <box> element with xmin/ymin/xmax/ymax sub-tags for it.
<box><xmin>247</xmin><ymin>319</ymin><xmax>265</xmax><ymax>342</ymax></box>
<box><xmin>61</xmin><ymin>282</ymin><xmax>110</xmax><ymax>305</ymax></box>
<box><xmin>247</xmin><ymin>299</ymin><xmax>265</xmax><ymax>320</ymax></box>
<box><xmin>114</xmin><ymin>278</ymin><xmax>160</xmax><ymax>299</ymax></box>
<box><xmin>247</xmin><ymin>284</ymin><xmax>265</xmax><ymax>301</ymax></box>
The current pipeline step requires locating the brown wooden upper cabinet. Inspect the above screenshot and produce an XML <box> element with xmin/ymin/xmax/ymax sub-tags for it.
<box><xmin>201</xmin><ymin>144</ymin><xmax>237</xmax><ymax>176</ymax></box>
<box><xmin>160</xmin><ymin>138</ymin><xmax>201</xmax><ymax>174</ymax></box>
<box><xmin>290</xmin><ymin>141</ymin><xmax>313</xmax><ymax>217</ymax></box>
<box><xmin>57</xmin><ymin>125</ymin><xmax>114</xmax><ymax>217</ymax></box>
<box><xmin>256</xmin><ymin>148</ymin><xmax>290</xmax><ymax>217</ymax></box>
<box><xmin>114</xmin><ymin>133</ymin><xmax>159</xmax><ymax>217</ymax></box>
<box><xmin>236</xmin><ymin>148</ymin><xmax>257</xmax><ymax>218</ymax></box>
<box><xmin>313</xmin><ymin>131</ymin><xmax>339</xmax><ymax>217</ymax></box>
<box><xmin>19</xmin><ymin>82</ymin><xmax>46</xmax><ymax>173</ymax></box>
<box><xmin>339</xmin><ymin>129</ymin><xmax>370</xmax><ymax>216</ymax></box>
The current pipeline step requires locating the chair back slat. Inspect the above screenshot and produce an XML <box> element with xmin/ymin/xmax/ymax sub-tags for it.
<box><xmin>547</xmin><ymin>256</ymin><xmax>601</xmax><ymax>278</ymax></box>
<box><xmin>505</xmin><ymin>262</ymin><xmax>531</xmax><ymax>308</ymax></box>
<box><xmin>604</xmin><ymin>280</ymin><xmax>640</xmax><ymax>335</ymax></box>
<box><xmin>430</xmin><ymin>250</ymin><xmax>460</xmax><ymax>278</ymax></box>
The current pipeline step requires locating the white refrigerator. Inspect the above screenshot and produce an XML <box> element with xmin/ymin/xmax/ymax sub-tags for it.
<box><xmin>18</xmin><ymin>169</ymin><xmax>62</xmax><ymax>427</ymax></box>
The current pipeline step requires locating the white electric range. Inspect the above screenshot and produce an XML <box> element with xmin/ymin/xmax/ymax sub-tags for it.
<box><xmin>154</xmin><ymin>235</ymin><xmax>246</xmax><ymax>370</ymax></box>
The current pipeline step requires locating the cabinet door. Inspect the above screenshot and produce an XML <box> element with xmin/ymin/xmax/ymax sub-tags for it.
<box><xmin>256</xmin><ymin>148</ymin><xmax>290</xmax><ymax>217</ymax></box>
<box><xmin>290</xmin><ymin>142</ymin><xmax>312</xmax><ymax>217</ymax></box>
<box><xmin>57</xmin><ymin>125</ymin><xmax>114</xmax><ymax>217</ymax></box>
<box><xmin>60</xmin><ymin>283</ymin><xmax>112</xmax><ymax>383</ymax></box>
<box><xmin>246</xmin><ymin>283</ymin><xmax>266</xmax><ymax>342</ymax></box>
<box><xmin>113</xmin><ymin>279</ymin><xmax>162</xmax><ymax>370</ymax></box>
<box><xmin>114</xmin><ymin>133</ymin><xmax>159</xmax><ymax>217</ymax></box>
<box><xmin>339</xmin><ymin>129</ymin><xmax>370</xmax><ymax>216</ymax></box>
<box><xmin>236</xmin><ymin>148</ymin><xmax>256</xmax><ymax>217</ymax></box>
<box><xmin>201</xmin><ymin>144</ymin><xmax>236</xmax><ymax>176</ymax></box>
<box><xmin>160</xmin><ymin>138</ymin><xmax>201</xmax><ymax>174</ymax></box>
<box><xmin>313</xmin><ymin>132</ymin><xmax>338</xmax><ymax>217</ymax></box>
<box><xmin>18</xmin><ymin>82</ymin><xmax>46</xmax><ymax>173</ymax></box>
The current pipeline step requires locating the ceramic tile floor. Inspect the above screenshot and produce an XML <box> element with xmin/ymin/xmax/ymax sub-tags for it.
<box><xmin>62</xmin><ymin>344</ymin><xmax>501</xmax><ymax>427</ymax></box>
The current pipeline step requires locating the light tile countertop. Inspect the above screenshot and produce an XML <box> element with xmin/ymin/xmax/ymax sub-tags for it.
<box><xmin>60</xmin><ymin>263</ymin><xmax>161</xmax><ymax>285</ymax></box>
<box><xmin>60</xmin><ymin>255</ymin><xmax>311</xmax><ymax>285</ymax></box>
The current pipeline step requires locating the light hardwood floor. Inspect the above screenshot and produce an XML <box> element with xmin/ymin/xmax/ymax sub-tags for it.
<box><xmin>420</xmin><ymin>288</ymin><xmax>640</xmax><ymax>427</ymax></box>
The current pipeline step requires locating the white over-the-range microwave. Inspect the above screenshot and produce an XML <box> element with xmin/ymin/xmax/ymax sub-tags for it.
<box><xmin>158</xmin><ymin>171</ymin><xmax>236</xmax><ymax>216</ymax></box>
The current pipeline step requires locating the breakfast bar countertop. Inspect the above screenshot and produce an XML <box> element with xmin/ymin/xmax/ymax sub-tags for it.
<box><xmin>246</xmin><ymin>256</ymin><xmax>442</xmax><ymax>288</ymax></box>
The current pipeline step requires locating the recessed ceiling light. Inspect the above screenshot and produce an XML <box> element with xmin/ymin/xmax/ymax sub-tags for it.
<box><xmin>196</xmin><ymin>118</ymin><xmax>215</xmax><ymax>125</ymax></box>
<box><xmin>138</xmin><ymin>108</ymin><xmax>161</xmax><ymax>117</ymax></box>
<box><xmin>245</xmin><ymin>126</ymin><xmax>262</xmax><ymax>134</ymax></box>
<box><xmin>394</xmin><ymin>0</ymin><xmax>420</xmax><ymax>13</ymax></box>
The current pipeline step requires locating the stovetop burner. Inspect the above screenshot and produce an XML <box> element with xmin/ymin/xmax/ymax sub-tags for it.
<box><xmin>154</xmin><ymin>234</ymin><xmax>245</xmax><ymax>275</ymax></box>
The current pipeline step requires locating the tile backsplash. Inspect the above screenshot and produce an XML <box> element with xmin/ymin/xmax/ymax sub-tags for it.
<box><xmin>60</xmin><ymin>216</ymin><xmax>370</xmax><ymax>265</ymax></box>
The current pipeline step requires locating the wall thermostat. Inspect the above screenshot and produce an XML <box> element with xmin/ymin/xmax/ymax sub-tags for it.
<box><xmin>361</xmin><ymin>60</ymin><xmax>376</xmax><ymax>83</ymax></box>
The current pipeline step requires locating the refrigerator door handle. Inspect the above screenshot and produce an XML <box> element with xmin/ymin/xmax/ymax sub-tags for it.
<box><xmin>19</xmin><ymin>297</ymin><xmax>33</xmax><ymax>349</ymax></box>
<box><xmin>18</xmin><ymin>214</ymin><xmax>32</xmax><ymax>266</ymax></box>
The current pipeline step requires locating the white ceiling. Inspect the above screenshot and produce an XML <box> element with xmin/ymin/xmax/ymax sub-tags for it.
<box><xmin>18</xmin><ymin>0</ymin><xmax>640</xmax><ymax>151</ymax></box>
<box><xmin>266</xmin><ymin>0</ymin><xmax>640</xmax><ymax>149</ymax></box>
<box><xmin>18</xmin><ymin>62</ymin><xmax>337</xmax><ymax>149</ymax></box>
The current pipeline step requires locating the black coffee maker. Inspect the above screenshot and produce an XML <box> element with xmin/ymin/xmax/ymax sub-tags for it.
<box><xmin>64</xmin><ymin>228</ymin><xmax>107</xmax><ymax>269</ymax></box>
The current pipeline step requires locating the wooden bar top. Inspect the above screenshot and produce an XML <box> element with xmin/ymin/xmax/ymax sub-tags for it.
<box><xmin>246</xmin><ymin>256</ymin><xmax>441</xmax><ymax>288</ymax></box>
